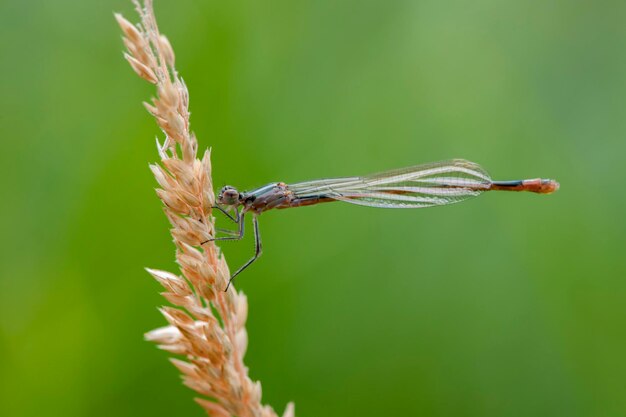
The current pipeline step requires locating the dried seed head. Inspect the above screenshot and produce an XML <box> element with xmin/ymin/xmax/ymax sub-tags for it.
<box><xmin>235</xmin><ymin>328</ymin><xmax>248</xmax><ymax>358</ymax></box>
<box><xmin>115</xmin><ymin>13</ymin><xmax>143</xmax><ymax>43</ymax></box>
<box><xmin>159</xmin><ymin>34</ymin><xmax>176</xmax><ymax>67</ymax></box>
<box><xmin>158</xmin><ymin>343</ymin><xmax>188</xmax><ymax>355</ymax></box>
<box><xmin>170</xmin><ymin>358</ymin><xmax>198</xmax><ymax>377</ymax></box>
<box><xmin>161</xmin><ymin>292</ymin><xmax>193</xmax><ymax>308</ymax></box>
<box><xmin>158</xmin><ymin>80</ymin><xmax>179</xmax><ymax>109</ymax></box>
<box><xmin>124</xmin><ymin>53</ymin><xmax>158</xmax><ymax>84</ymax></box>
<box><xmin>170</xmin><ymin>112</ymin><xmax>186</xmax><ymax>136</ymax></box>
<box><xmin>194</xmin><ymin>398</ymin><xmax>230</xmax><ymax>417</ymax></box>
<box><xmin>146</xmin><ymin>268</ymin><xmax>192</xmax><ymax>296</ymax></box>
<box><xmin>182</xmin><ymin>135</ymin><xmax>195</xmax><ymax>163</ymax></box>
<box><xmin>156</xmin><ymin>189</ymin><xmax>189</xmax><ymax>214</ymax></box>
<box><xmin>162</xmin><ymin>158</ymin><xmax>195</xmax><ymax>185</ymax></box>
<box><xmin>171</xmin><ymin>228</ymin><xmax>203</xmax><ymax>246</ymax></box>
<box><xmin>144</xmin><ymin>324</ymin><xmax>181</xmax><ymax>344</ymax></box>
<box><xmin>143</xmin><ymin>101</ymin><xmax>159</xmax><ymax>117</ymax></box>
<box><xmin>282</xmin><ymin>403</ymin><xmax>296</xmax><ymax>417</ymax></box>
<box><xmin>160</xmin><ymin>306</ymin><xmax>195</xmax><ymax>327</ymax></box>
<box><xmin>149</xmin><ymin>164</ymin><xmax>175</xmax><ymax>190</ymax></box>
<box><xmin>176</xmin><ymin>188</ymin><xmax>202</xmax><ymax>207</ymax></box>
<box><xmin>119</xmin><ymin>1</ymin><xmax>291</xmax><ymax>415</ymax></box>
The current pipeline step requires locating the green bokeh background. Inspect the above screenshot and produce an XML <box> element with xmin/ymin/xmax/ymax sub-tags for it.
<box><xmin>1</xmin><ymin>0</ymin><xmax>625</xmax><ymax>416</ymax></box>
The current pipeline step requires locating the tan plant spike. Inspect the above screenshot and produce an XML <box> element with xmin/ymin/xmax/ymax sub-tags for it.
<box><xmin>116</xmin><ymin>1</ymin><xmax>295</xmax><ymax>416</ymax></box>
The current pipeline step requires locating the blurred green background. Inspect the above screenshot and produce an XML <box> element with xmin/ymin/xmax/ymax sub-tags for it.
<box><xmin>1</xmin><ymin>0</ymin><xmax>625</xmax><ymax>416</ymax></box>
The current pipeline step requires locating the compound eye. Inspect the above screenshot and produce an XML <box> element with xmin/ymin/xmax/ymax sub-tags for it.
<box><xmin>219</xmin><ymin>188</ymin><xmax>239</xmax><ymax>205</ymax></box>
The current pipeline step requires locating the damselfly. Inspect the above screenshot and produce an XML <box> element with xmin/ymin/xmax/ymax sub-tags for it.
<box><xmin>207</xmin><ymin>159</ymin><xmax>559</xmax><ymax>290</ymax></box>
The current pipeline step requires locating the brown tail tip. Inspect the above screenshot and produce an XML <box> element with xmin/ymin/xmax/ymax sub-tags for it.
<box><xmin>526</xmin><ymin>178</ymin><xmax>560</xmax><ymax>194</ymax></box>
<box><xmin>491</xmin><ymin>178</ymin><xmax>560</xmax><ymax>194</ymax></box>
<box><xmin>540</xmin><ymin>179</ymin><xmax>561</xmax><ymax>194</ymax></box>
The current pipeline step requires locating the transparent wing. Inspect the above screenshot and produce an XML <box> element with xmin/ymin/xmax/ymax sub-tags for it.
<box><xmin>287</xmin><ymin>159</ymin><xmax>493</xmax><ymax>208</ymax></box>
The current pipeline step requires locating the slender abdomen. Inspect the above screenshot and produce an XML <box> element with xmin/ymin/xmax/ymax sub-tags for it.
<box><xmin>282</xmin><ymin>195</ymin><xmax>336</xmax><ymax>209</ymax></box>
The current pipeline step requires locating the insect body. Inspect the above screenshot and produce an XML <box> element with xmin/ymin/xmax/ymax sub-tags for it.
<box><xmin>207</xmin><ymin>159</ymin><xmax>559</xmax><ymax>290</ymax></box>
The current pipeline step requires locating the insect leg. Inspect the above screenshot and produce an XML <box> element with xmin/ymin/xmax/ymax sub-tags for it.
<box><xmin>212</xmin><ymin>206</ymin><xmax>240</xmax><ymax>224</ymax></box>
<box><xmin>215</xmin><ymin>227</ymin><xmax>240</xmax><ymax>237</ymax></box>
<box><xmin>225</xmin><ymin>214</ymin><xmax>262</xmax><ymax>291</ymax></box>
<box><xmin>202</xmin><ymin>212</ymin><xmax>245</xmax><ymax>244</ymax></box>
